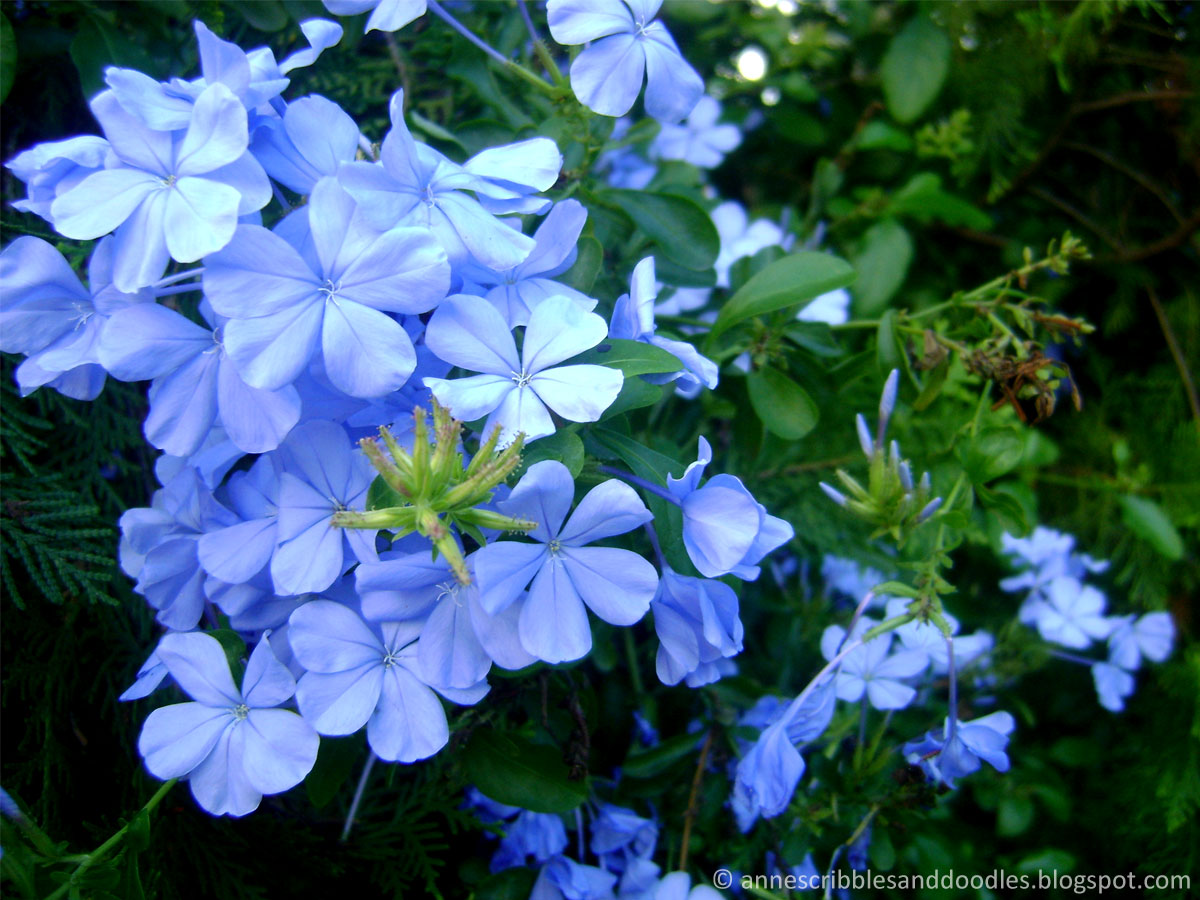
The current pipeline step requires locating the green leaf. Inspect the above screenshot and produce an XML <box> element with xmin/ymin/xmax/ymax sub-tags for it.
<box><xmin>852</xmin><ymin>219</ymin><xmax>913</xmax><ymax>315</ymax></box>
<box><xmin>567</xmin><ymin>339</ymin><xmax>683</xmax><ymax>376</ymax></box>
<box><xmin>912</xmin><ymin>357</ymin><xmax>950</xmax><ymax>411</ymax></box>
<box><xmin>408</xmin><ymin>110</ymin><xmax>467</xmax><ymax>153</ymax></box>
<box><xmin>784</xmin><ymin>321</ymin><xmax>844</xmax><ymax>358</ymax></box>
<box><xmin>229</xmin><ymin>0</ymin><xmax>290</xmax><ymax>31</ymax></box>
<box><xmin>518</xmin><ymin>430</ymin><xmax>585</xmax><ymax>479</ymax></box>
<box><xmin>747</xmin><ymin>366</ymin><xmax>819</xmax><ymax>440</ymax></box>
<box><xmin>887</xmin><ymin>173</ymin><xmax>991</xmax><ymax>230</ymax></box>
<box><xmin>876</xmin><ymin>309</ymin><xmax>901</xmax><ymax>371</ymax></box>
<box><xmin>367</xmin><ymin>474</ymin><xmax>406</xmax><ymax>511</ymax></box>
<box><xmin>854</xmin><ymin>120</ymin><xmax>913</xmax><ymax>152</ymax></box>
<box><xmin>963</xmin><ymin>427</ymin><xmax>1024</xmax><ymax>483</ymax></box>
<box><xmin>594</xmin><ymin>189</ymin><xmax>719</xmax><ymax>271</ymax></box>
<box><xmin>623</xmin><ymin>732</ymin><xmax>703</xmax><ymax>779</ymax></box>
<box><xmin>126</xmin><ymin>810</ymin><xmax>151</xmax><ymax>853</ymax></box>
<box><xmin>559</xmin><ymin>235</ymin><xmax>603</xmax><ymax>295</ymax></box>
<box><xmin>710</xmin><ymin>252</ymin><xmax>856</xmax><ymax>341</ymax></box>
<box><xmin>600</xmin><ymin>377</ymin><xmax>666</xmax><ymax>420</ymax></box>
<box><xmin>1119</xmin><ymin>495</ymin><xmax>1184</xmax><ymax>560</ymax></box>
<box><xmin>474</xmin><ymin>868</ymin><xmax>538</xmax><ymax>900</ymax></box>
<box><xmin>998</xmin><ymin>794</ymin><xmax>1036</xmax><ymax>837</ymax></box>
<box><xmin>209</xmin><ymin>629</ymin><xmax>247</xmax><ymax>683</ymax></box>
<box><xmin>0</xmin><ymin>14</ymin><xmax>16</xmax><ymax>106</ymax></box>
<box><xmin>462</xmin><ymin>729</ymin><xmax>587</xmax><ymax>813</ymax></box>
<box><xmin>1015</xmin><ymin>849</ymin><xmax>1076</xmax><ymax>875</ymax></box>
<box><xmin>305</xmin><ymin>736</ymin><xmax>364</xmax><ymax>810</ymax></box>
<box><xmin>977</xmin><ymin>483</ymin><xmax>1030</xmax><ymax>534</ymax></box>
<box><xmin>880</xmin><ymin>15</ymin><xmax>951</xmax><ymax>123</ymax></box>
<box><xmin>870</xmin><ymin>580</ymin><xmax>919</xmax><ymax>599</ymax></box>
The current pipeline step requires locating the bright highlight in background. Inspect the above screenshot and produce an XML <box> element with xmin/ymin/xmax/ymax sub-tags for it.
<box><xmin>736</xmin><ymin>46</ymin><xmax>768</xmax><ymax>81</ymax></box>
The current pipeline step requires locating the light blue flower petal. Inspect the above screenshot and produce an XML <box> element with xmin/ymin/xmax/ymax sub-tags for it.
<box><xmin>681</xmin><ymin>484</ymin><xmax>760</xmax><ymax>578</ymax></box>
<box><xmin>240</xmin><ymin>634</ymin><xmax>297</xmax><ymax>707</ymax></box>
<box><xmin>474</xmin><ymin>540</ymin><xmax>549</xmax><ymax>615</ymax></box>
<box><xmin>223</xmin><ymin>298</ymin><xmax>324</xmax><ymax>391</ymax></box>
<box><xmin>145</xmin><ymin>354</ymin><xmax>221</xmax><ymax>457</ymax></box>
<box><xmin>424</xmin><ymin>374</ymin><xmax>513</xmax><ymax>423</ymax></box>
<box><xmin>520</xmin><ymin>560</ymin><xmax>592</xmax><ymax>663</ymax></box>
<box><xmin>424</xmin><ymin>294</ymin><xmax>520</xmax><ymax>374</ymax></box>
<box><xmin>289</xmin><ymin>599</ymin><xmax>385</xmax><ymax>672</ymax></box>
<box><xmin>204</xmin><ymin>224</ymin><xmax>317</xmax><ymax>318</ymax></box>
<box><xmin>156</xmin><ymin>631</ymin><xmax>243</xmax><ymax>706</ymax></box>
<box><xmin>369</xmin><ymin>664</ymin><xmax>449</xmax><ymax>761</ymax></box>
<box><xmin>562</xmin><ymin>546</ymin><xmax>656</xmax><ymax>626</ymax></box>
<box><xmin>654</xmin><ymin>598</ymin><xmax>700</xmax><ymax>685</ymax></box>
<box><xmin>558</xmin><ymin>479</ymin><xmax>651</xmax><ymax>545</ymax></box>
<box><xmin>163</xmin><ymin>176</ymin><xmax>241</xmax><ymax>262</ymax></box>
<box><xmin>437</xmin><ymin>190</ymin><xmax>534</xmax><ymax>271</ymax></box>
<box><xmin>50</xmin><ymin>168</ymin><xmax>160</xmax><ymax>241</ymax></box>
<box><xmin>547</xmin><ymin>0</ymin><xmax>633</xmax><ymax>44</ymax></box>
<box><xmin>188</xmin><ymin>728</ymin><xmax>261</xmax><ymax>816</ymax></box>
<box><xmin>523</xmin><ymin>295</ymin><xmax>609</xmax><ymax>373</ymax></box>
<box><xmin>486</xmin><ymin>383</ymin><xmax>555</xmax><ymax>446</ymax></box>
<box><xmin>321</xmin><ymin>300</ymin><xmax>416</xmax><ymax>398</ymax></box>
<box><xmin>418</xmin><ymin>592</ymin><xmax>492</xmax><ymax>689</ymax></box>
<box><xmin>468</xmin><ymin>591</ymin><xmax>537</xmax><ymax>671</ymax></box>
<box><xmin>865</xmin><ymin>678</ymin><xmax>916</xmax><ymax>710</ymax></box>
<box><xmin>103</xmin><ymin>68</ymin><xmax>194</xmax><ymax>131</ymax></box>
<box><xmin>217</xmin><ymin>360</ymin><xmax>300</xmax><ymax>453</ymax></box>
<box><xmin>338</xmin><ymin>226</ymin><xmax>449</xmax><ymax>314</ymax></box>
<box><xmin>497</xmin><ymin>459</ymin><xmax>574</xmax><ymax>542</ymax></box>
<box><xmin>97</xmin><ymin>304</ymin><xmax>209</xmax><ymax>381</ymax></box>
<box><xmin>90</xmin><ymin>89</ymin><xmax>173</xmax><ymax>174</ymax></box>
<box><xmin>296</xmin><ymin>664</ymin><xmax>384</xmax><ymax>734</ymax></box>
<box><xmin>365</xmin><ymin>0</ymin><xmax>426</xmax><ymax>33</ymax></box>
<box><xmin>530</xmin><ymin>364</ymin><xmax>623</xmax><ymax>425</ymax></box>
<box><xmin>279</xmin><ymin>18</ymin><xmax>346</xmax><ymax>72</ymax></box>
<box><xmin>176</xmin><ymin>84</ymin><xmax>249</xmax><ymax>177</ymax></box>
<box><xmin>569</xmin><ymin>34</ymin><xmax>644</xmax><ymax>118</ymax></box>
<box><xmin>139</xmin><ymin>703</ymin><xmax>231</xmax><ymax>779</ymax></box>
<box><xmin>338</xmin><ymin>160</ymin><xmax>414</xmax><ymax>230</ymax></box>
<box><xmin>110</xmin><ymin>190</ymin><xmax>171</xmax><ymax>292</ymax></box>
<box><xmin>463</xmin><ymin>138</ymin><xmax>563</xmax><ymax>195</ymax></box>
<box><xmin>239</xmin><ymin>707</ymin><xmax>319</xmax><ymax>795</ymax></box>
<box><xmin>641</xmin><ymin>23</ymin><xmax>704</xmax><ymax>123</ymax></box>
<box><xmin>198</xmin><ymin>518</ymin><xmax>276</xmax><ymax>584</ymax></box>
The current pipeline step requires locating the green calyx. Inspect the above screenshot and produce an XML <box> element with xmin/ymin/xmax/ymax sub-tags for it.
<box><xmin>331</xmin><ymin>400</ymin><xmax>536</xmax><ymax>585</ymax></box>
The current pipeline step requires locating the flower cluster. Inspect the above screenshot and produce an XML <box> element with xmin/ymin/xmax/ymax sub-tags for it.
<box><xmin>2</xmin><ymin>14</ymin><xmax>797</xmax><ymax>818</ymax></box>
<box><xmin>1001</xmin><ymin>528</ymin><xmax>1174</xmax><ymax>711</ymax></box>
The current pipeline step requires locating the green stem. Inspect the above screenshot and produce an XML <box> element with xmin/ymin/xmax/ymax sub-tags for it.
<box><xmin>45</xmin><ymin>779</ymin><xmax>177</xmax><ymax>900</ymax></box>
<box><xmin>623</xmin><ymin>627</ymin><xmax>644</xmax><ymax>695</ymax></box>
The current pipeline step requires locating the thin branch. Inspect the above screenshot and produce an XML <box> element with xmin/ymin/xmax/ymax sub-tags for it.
<box><xmin>678</xmin><ymin>729</ymin><xmax>715</xmax><ymax>871</ymax></box>
<box><xmin>1074</xmin><ymin>89</ymin><xmax>1194</xmax><ymax>113</ymax></box>
<box><xmin>1090</xmin><ymin>209</ymin><xmax>1200</xmax><ymax>264</ymax></box>
<box><xmin>1147</xmin><ymin>285</ymin><xmax>1200</xmax><ymax>441</ymax></box>
<box><xmin>1028</xmin><ymin>186</ymin><xmax>1123</xmax><ymax>251</ymax></box>
<box><xmin>1060</xmin><ymin>139</ymin><xmax>1185</xmax><ymax>224</ymax></box>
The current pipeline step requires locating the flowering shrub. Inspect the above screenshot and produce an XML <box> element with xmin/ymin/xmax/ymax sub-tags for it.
<box><xmin>1</xmin><ymin>2</ymin><xmax>1195</xmax><ymax>898</ymax></box>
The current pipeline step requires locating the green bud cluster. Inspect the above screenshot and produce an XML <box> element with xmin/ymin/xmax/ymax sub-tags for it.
<box><xmin>331</xmin><ymin>400</ymin><xmax>536</xmax><ymax>585</ymax></box>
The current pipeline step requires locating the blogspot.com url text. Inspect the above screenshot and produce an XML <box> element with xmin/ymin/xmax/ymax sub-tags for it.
<box><xmin>711</xmin><ymin>867</ymin><xmax>1192</xmax><ymax>894</ymax></box>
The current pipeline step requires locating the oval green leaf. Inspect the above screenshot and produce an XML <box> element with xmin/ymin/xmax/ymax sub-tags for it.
<box><xmin>710</xmin><ymin>252</ymin><xmax>856</xmax><ymax>341</ymax></box>
<box><xmin>853</xmin><ymin>219</ymin><xmax>913</xmax><ymax>315</ymax></box>
<box><xmin>747</xmin><ymin>366</ymin><xmax>819</xmax><ymax>440</ymax></box>
<box><xmin>880</xmin><ymin>15</ymin><xmax>951</xmax><ymax>123</ymax></box>
<box><xmin>595</xmin><ymin>189</ymin><xmax>719</xmax><ymax>272</ymax></box>
<box><xmin>567</xmin><ymin>338</ymin><xmax>683</xmax><ymax>376</ymax></box>
<box><xmin>462</xmin><ymin>729</ymin><xmax>588</xmax><ymax>814</ymax></box>
<box><xmin>1119</xmin><ymin>495</ymin><xmax>1184</xmax><ymax>560</ymax></box>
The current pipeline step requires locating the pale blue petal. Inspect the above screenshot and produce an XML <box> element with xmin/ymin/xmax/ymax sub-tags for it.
<box><xmin>296</xmin><ymin>664</ymin><xmax>384</xmax><ymax>733</ymax></box>
<box><xmin>163</xmin><ymin>177</ymin><xmax>241</xmax><ymax>262</ymax></box>
<box><xmin>188</xmin><ymin>728</ymin><xmax>261</xmax><ymax>816</ymax></box>
<box><xmin>519</xmin><ymin>560</ymin><xmax>591</xmax><ymax>663</ymax></box>
<box><xmin>198</xmin><ymin>518</ymin><xmax>276</xmax><ymax>584</ymax></box>
<box><xmin>437</xmin><ymin>191</ymin><xmax>534</xmax><ymax>271</ymax></box>
<box><xmin>50</xmin><ymin>169</ymin><xmax>160</xmax><ymax>240</ymax></box>
<box><xmin>424</xmin><ymin>374</ymin><xmax>513</xmax><ymax>423</ymax></box>
<box><xmin>223</xmin><ymin>298</ymin><xmax>324</xmax><ymax>391</ymax></box>
<box><xmin>468</xmin><ymin>591</ymin><xmax>537</xmax><ymax>671</ymax></box>
<box><xmin>369</xmin><ymin>664</ymin><xmax>449</xmax><ymax>762</ymax></box>
<box><xmin>485</xmin><ymin>384</ymin><xmax>555</xmax><ymax>446</ymax></box>
<box><xmin>279</xmin><ymin>18</ymin><xmax>346</xmax><ymax>72</ymax></box>
<box><xmin>321</xmin><ymin>300</ymin><xmax>416</xmax><ymax>398</ymax></box>
<box><xmin>110</xmin><ymin>190</ymin><xmax>171</xmax><ymax>292</ymax></box>
<box><xmin>424</xmin><ymin>294</ymin><xmax>519</xmax><ymax>374</ymax></box>
<box><xmin>156</xmin><ymin>631</ymin><xmax>242</xmax><ymax>706</ymax></box>
<box><xmin>561</xmin><ymin>546</ymin><xmax>656</xmax><ymax>625</ymax></box>
<box><xmin>558</xmin><ymin>479</ymin><xmax>651</xmax><ymax>545</ymax></box>
<box><xmin>530</xmin><ymin>364</ymin><xmax>623</xmax><ymax>423</ymax></box>
<box><xmin>176</xmin><ymin>83</ymin><xmax>249</xmax><ymax>177</ymax></box>
<box><xmin>419</xmin><ymin>594</ymin><xmax>492</xmax><ymax>689</ymax></box>
<box><xmin>569</xmin><ymin>34</ymin><xmax>644</xmax><ymax>118</ymax></box>
<box><xmin>365</xmin><ymin>0</ymin><xmax>426</xmax><ymax>33</ymax></box>
<box><xmin>497</xmin><ymin>459</ymin><xmax>574</xmax><ymax>542</ymax></box>
<box><xmin>522</xmin><ymin>295</ymin><xmax>609</xmax><ymax>373</ymax></box>
<box><xmin>336</xmin><ymin>226</ymin><xmax>449</xmax><ymax>314</ymax></box>
<box><xmin>654</xmin><ymin>599</ymin><xmax>699</xmax><ymax>685</ymax></box>
<box><xmin>239</xmin><ymin>708</ymin><xmax>319</xmax><ymax>794</ymax></box>
<box><xmin>103</xmin><ymin>68</ymin><xmax>194</xmax><ymax>131</ymax></box>
<box><xmin>681</xmin><ymin>485</ymin><xmax>760</xmax><ymax>578</ymax></box>
<box><xmin>204</xmin><ymin>224</ymin><xmax>317</xmax><ymax>318</ymax></box>
<box><xmin>865</xmin><ymin>679</ymin><xmax>916</xmax><ymax>710</ymax></box>
<box><xmin>89</xmin><ymin>89</ymin><xmax>173</xmax><ymax>174</ymax></box>
<box><xmin>194</xmin><ymin>21</ymin><xmax>251</xmax><ymax>95</ymax></box>
<box><xmin>139</xmin><ymin>703</ymin><xmax>231</xmax><ymax>779</ymax></box>
<box><xmin>217</xmin><ymin>359</ymin><xmax>300</xmax><ymax>453</ymax></box>
<box><xmin>641</xmin><ymin>23</ymin><xmax>704</xmax><ymax>123</ymax></box>
<box><xmin>240</xmin><ymin>634</ymin><xmax>297</xmax><ymax>707</ymax></box>
<box><xmin>338</xmin><ymin>160</ymin><xmax>415</xmax><ymax>230</ymax></box>
<box><xmin>288</xmin><ymin>599</ymin><xmax>384</xmax><ymax>671</ymax></box>
<box><xmin>145</xmin><ymin>354</ymin><xmax>221</xmax><ymax>457</ymax></box>
<box><xmin>464</xmin><ymin>138</ymin><xmax>562</xmax><ymax>194</ymax></box>
<box><xmin>520</xmin><ymin>199</ymin><xmax>589</xmax><ymax>276</ymax></box>
<box><xmin>474</xmin><ymin>540</ymin><xmax>549</xmax><ymax>615</ymax></box>
<box><xmin>97</xmin><ymin>304</ymin><xmax>209</xmax><ymax>381</ymax></box>
<box><xmin>547</xmin><ymin>0</ymin><xmax>633</xmax><ymax>44</ymax></box>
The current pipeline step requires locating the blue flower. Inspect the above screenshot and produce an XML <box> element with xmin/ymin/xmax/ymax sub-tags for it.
<box><xmin>288</xmin><ymin>599</ymin><xmax>486</xmax><ymax>762</ymax></box>
<box><xmin>902</xmin><ymin>711</ymin><xmax>1015</xmax><ymax>789</ymax></box>
<box><xmin>203</xmin><ymin>176</ymin><xmax>448</xmax><ymax>398</ymax></box>
<box><xmin>339</xmin><ymin>89</ymin><xmax>561</xmax><ymax>270</ymax></box>
<box><xmin>424</xmin><ymin>294</ymin><xmax>623</xmax><ymax>446</ymax></box>
<box><xmin>650</xmin><ymin>95</ymin><xmax>741</xmax><ymax>168</ymax></box>
<box><xmin>667</xmin><ymin>436</ymin><xmax>793</xmax><ymax>580</ymax></box>
<box><xmin>5</xmin><ymin>135</ymin><xmax>109</xmax><ymax>222</ymax></box>
<box><xmin>251</xmin><ymin>95</ymin><xmax>361</xmax><ymax>194</ymax></box>
<box><xmin>138</xmin><ymin>632</ymin><xmax>318</xmax><ymax>817</ymax></box>
<box><xmin>49</xmin><ymin>84</ymin><xmax>270</xmax><ymax>292</ymax></box>
<box><xmin>609</xmin><ymin>257</ymin><xmax>718</xmax><ymax>391</ymax></box>
<box><xmin>460</xmin><ymin>199</ymin><xmax>597</xmax><ymax>327</ymax></box>
<box><xmin>1106</xmin><ymin>611</ymin><xmax>1174</xmax><ymax>671</ymax></box>
<box><xmin>474</xmin><ymin>460</ymin><xmax>657</xmax><ymax>663</ymax></box>
<box><xmin>820</xmin><ymin>621</ymin><xmax>927</xmax><ymax>710</ymax></box>
<box><xmin>0</xmin><ymin>236</ymin><xmax>150</xmax><ymax>401</ymax></box>
<box><xmin>547</xmin><ymin>0</ymin><xmax>704</xmax><ymax>123</ymax></box>
<box><xmin>731</xmin><ymin>717</ymin><xmax>804</xmax><ymax>829</ymax></box>
<box><xmin>651</xmin><ymin>567</ymin><xmax>743</xmax><ymax>687</ymax></box>
<box><xmin>492</xmin><ymin>810</ymin><xmax>569</xmax><ymax>871</ymax></box>
<box><xmin>1091</xmin><ymin>662</ymin><xmax>1136</xmax><ymax>712</ymax></box>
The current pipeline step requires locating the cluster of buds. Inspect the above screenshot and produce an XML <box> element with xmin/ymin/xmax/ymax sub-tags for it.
<box><xmin>332</xmin><ymin>400</ymin><xmax>536</xmax><ymax>584</ymax></box>
<box><xmin>820</xmin><ymin>370</ymin><xmax>943</xmax><ymax>540</ymax></box>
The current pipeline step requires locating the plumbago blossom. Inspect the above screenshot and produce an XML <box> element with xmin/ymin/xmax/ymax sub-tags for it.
<box><xmin>5</xmin><ymin>6</ymin><xmax>1170</xmax><ymax>888</ymax></box>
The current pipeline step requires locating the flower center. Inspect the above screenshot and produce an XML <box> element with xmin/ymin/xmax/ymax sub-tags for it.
<box><xmin>511</xmin><ymin>369</ymin><xmax>532</xmax><ymax>388</ymax></box>
<box><xmin>232</xmin><ymin>703</ymin><xmax>249</xmax><ymax>721</ymax></box>
<box><xmin>436</xmin><ymin>580</ymin><xmax>464</xmax><ymax>607</ymax></box>
<box><xmin>161</xmin><ymin>174</ymin><xmax>177</xmax><ymax>188</ymax></box>
<box><xmin>382</xmin><ymin>650</ymin><xmax>401</xmax><ymax>669</ymax></box>
<box><xmin>548</xmin><ymin>538</ymin><xmax>563</xmax><ymax>557</ymax></box>
<box><xmin>318</xmin><ymin>279</ymin><xmax>342</xmax><ymax>303</ymax></box>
